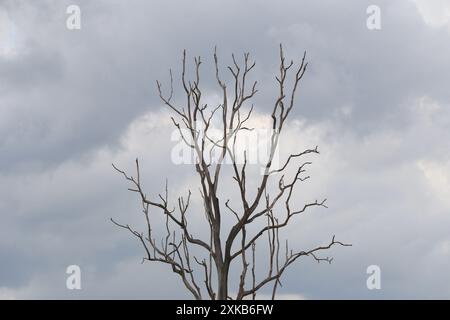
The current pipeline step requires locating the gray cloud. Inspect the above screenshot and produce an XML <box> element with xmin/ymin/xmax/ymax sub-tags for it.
<box><xmin>1</xmin><ymin>0</ymin><xmax>450</xmax><ymax>299</ymax></box>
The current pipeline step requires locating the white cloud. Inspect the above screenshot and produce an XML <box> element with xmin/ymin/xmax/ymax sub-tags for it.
<box><xmin>0</xmin><ymin>10</ymin><xmax>19</xmax><ymax>58</ymax></box>
<box><xmin>255</xmin><ymin>293</ymin><xmax>307</xmax><ymax>300</ymax></box>
<box><xmin>412</xmin><ymin>0</ymin><xmax>450</xmax><ymax>28</ymax></box>
<box><xmin>0</xmin><ymin>287</ymin><xmax>16</xmax><ymax>300</ymax></box>
<box><xmin>417</xmin><ymin>160</ymin><xmax>450</xmax><ymax>208</ymax></box>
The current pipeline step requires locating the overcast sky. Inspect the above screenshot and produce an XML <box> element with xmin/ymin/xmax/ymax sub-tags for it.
<box><xmin>1</xmin><ymin>0</ymin><xmax>450</xmax><ymax>299</ymax></box>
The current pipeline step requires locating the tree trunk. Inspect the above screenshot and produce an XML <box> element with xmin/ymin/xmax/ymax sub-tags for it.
<box><xmin>217</xmin><ymin>262</ymin><xmax>230</xmax><ymax>300</ymax></box>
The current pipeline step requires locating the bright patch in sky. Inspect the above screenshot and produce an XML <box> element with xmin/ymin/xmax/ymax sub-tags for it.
<box><xmin>412</xmin><ymin>0</ymin><xmax>450</xmax><ymax>28</ymax></box>
<box><xmin>0</xmin><ymin>10</ymin><xmax>18</xmax><ymax>57</ymax></box>
<box><xmin>418</xmin><ymin>160</ymin><xmax>450</xmax><ymax>208</ymax></box>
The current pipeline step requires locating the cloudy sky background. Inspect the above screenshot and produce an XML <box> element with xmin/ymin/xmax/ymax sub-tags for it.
<box><xmin>1</xmin><ymin>0</ymin><xmax>450</xmax><ymax>299</ymax></box>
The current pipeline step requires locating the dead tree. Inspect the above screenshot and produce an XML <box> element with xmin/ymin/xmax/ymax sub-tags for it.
<box><xmin>111</xmin><ymin>45</ymin><xmax>350</xmax><ymax>300</ymax></box>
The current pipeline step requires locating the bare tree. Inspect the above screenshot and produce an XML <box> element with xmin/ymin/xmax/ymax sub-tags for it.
<box><xmin>111</xmin><ymin>45</ymin><xmax>350</xmax><ymax>300</ymax></box>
